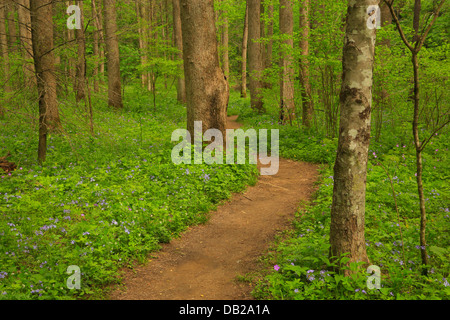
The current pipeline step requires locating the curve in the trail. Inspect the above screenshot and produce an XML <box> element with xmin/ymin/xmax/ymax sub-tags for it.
<box><xmin>110</xmin><ymin>116</ymin><xmax>319</xmax><ymax>300</ymax></box>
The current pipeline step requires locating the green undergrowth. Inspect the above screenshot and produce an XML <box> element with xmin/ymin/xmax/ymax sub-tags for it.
<box><xmin>232</xmin><ymin>99</ymin><xmax>449</xmax><ymax>300</ymax></box>
<box><xmin>0</xmin><ymin>89</ymin><xmax>258</xmax><ymax>299</ymax></box>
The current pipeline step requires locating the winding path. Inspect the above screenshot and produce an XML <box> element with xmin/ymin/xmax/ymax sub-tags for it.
<box><xmin>110</xmin><ymin>116</ymin><xmax>319</xmax><ymax>300</ymax></box>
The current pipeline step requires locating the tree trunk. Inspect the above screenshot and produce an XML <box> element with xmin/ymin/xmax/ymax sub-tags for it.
<box><xmin>241</xmin><ymin>2</ymin><xmax>248</xmax><ymax>98</ymax></box>
<box><xmin>383</xmin><ymin>0</ymin><xmax>446</xmax><ymax>275</ymax></box>
<box><xmin>17</xmin><ymin>0</ymin><xmax>35</xmax><ymax>86</ymax></box>
<box><xmin>173</xmin><ymin>0</ymin><xmax>186</xmax><ymax>103</ymax></box>
<box><xmin>92</xmin><ymin>0</ymin><xmax>100</xmax><ymax>92</ymax></box>
<box><xmin>265</xmin><ymin>3</ymin><xmax>273</xmax><ymax>71</ymax></box>
<box><xmin>136</xmin><ymin>0</ymin><xmax>148</xmax><ymax>89</ymax></box>
<box><xmin>247</xmin><ymin>0</ymin><xmax>264</xmax><ymax>112</ymax></box>
<box><xmin>329</xmin><ymin>0</ymin><xmax>378</xmax><ymax>274</ymax></box>
<box><xmin>30</xmin><ymin>0</ymin><xmax>61</xmax><ymax>163</ymax></box>
<box><xmin>65</xmin><ymin>1</ymin><xmax>76</xmax><ymax>82</ymax></box>
<box><xmin>279</xmin><ymin>0</ymin><xmax>295</xmax><ymax>124</ymax></box>
<box><xmin>299</xmin><ymin>0</ymin><xmax>313</xmax><ymax>128</ymax></box>
<box><xmin>75</xmin><ymin>0</ymin><xmax>86</xmax><ymax>102</ymax></box>
<box><xmin>412</xmin><ymin>0</ymin><xmax>421</xmax><ymax>43</ymax></box>
<box><xmin>103</xmin><ymin>0</ymin><xmax>123</xmax><ymax>109</ymax></box>
<box><xmin>0</xmin><ymin>0</ymin><xmax>11</xmax><ymax>92</ymax></box>
<box><xmin>411</xmin><ymin>51</ymin><xmax>428</xmax><ymax>270</ymax></box>
<box><xmin>221</xmin><ymin>0</ymin><xmax>229</xmax><ymax>79</ymax></box>
<box><xmin>6</xmin><ymin>0</ymin><xmax>17</xmax><ymax>50</ymax></box>
<box><xmin>180</xmin><ymin>0</ymin><xmax>229</xmax><ymax>140</ymax></box>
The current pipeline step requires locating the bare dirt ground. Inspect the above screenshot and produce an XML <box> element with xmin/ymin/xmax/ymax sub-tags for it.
<box><xmin>109</xmin><ymin>115</ymin><xmax>319</xmax><ymax>300</ymax></box>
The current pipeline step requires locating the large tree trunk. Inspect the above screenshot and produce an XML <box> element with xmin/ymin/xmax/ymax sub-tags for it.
<box><xmin>17</xmin><ymin>0</ymin><xmax>35</xmax><ymax>86</ymax></box>
<box><xmin>247</xmin><ymin>0</ymin><xmax>264</xmax><ymax>112</ymax></box>
<box><xmin>241</xmin><ymin>2</ymin><xmax>248</xmax><ymax>98</ymax></box>
<box><xmin>180</xmin><ymin>0</ymin><xmax>229</xmax><ymax>140</ymax></box>
<box><xmin>75</xmin><ymin>0</ymin><xmax>86</xmax><ymax>102</ymax></box>
<box><xmin>299</xmin><ymin>0</ymin><xmax>313</xmax><ymax>128</ymax></box>
<box><xmin>173</xmin><ymin>0</ymin><xmax>186</xmax><ymax>103</ymax></box>
<box><xmin>329</xmin><ymin>0</ymin><xmax>378</xmax><ymax>274</ymax></box>
<box><xmin>0</xmin><ymin>0</ymin><xmax>11</xmax><ymax>92</ymax></box>
<box><xmin>30</xmin><ymin>0</ymin><xmax>61</xmax><ymax>163</ymax></box>
<box><xmin>103</xmin><ymin>0</ymin><xmax>123</xmax><ymax>109</ymax></box>
<box><xmin>279</xmin><ymin>0</ymin><xmax>295</xmax><ymax>124</ymax></box>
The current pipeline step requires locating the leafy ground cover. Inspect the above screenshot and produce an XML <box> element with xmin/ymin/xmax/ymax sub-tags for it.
<box><xmin>234</xmin><ymin>103</ymin><xmax>450</xmax><ymax>300</ymax></box>
<box><xmin>0</xmin><ymin>90</ymin><xmax>258</xmax><ymax>299</ymax></box>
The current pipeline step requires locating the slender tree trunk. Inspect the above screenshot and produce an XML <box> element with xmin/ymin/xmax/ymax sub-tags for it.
<box><xmin>247</xmin><ymin>0</ymin><xmax>264</xmax><ymax>112</ymax></box>
<box><xmin>241</xmin><ymin>2</ymin><xmax>248</xmax><ymax>98</ymax></box>
<box><xmin>75</xmin><ymin>0</ymin><xmax>86</xmax><ymax>102</ymax></box>
<box><xmin>279</xmin><ymin>0</ymin><xmax>295</xmax><ymax>124</ymax></box>
<box><xmin>180</xmin><ymin>0</ymin><xmax>229</xmax><ymax>140</ymax></box>
<box><xmin>383</xmin><ymin>0</ymin><xmax>446</xmax><ymax>275</ymax></box>
<box><xmin>329</xmin><ymin>0</ymin><xmax>378</xmax><ymax>274</ymax></box>
<box><xmin>65</xmin><ymin>1</ymin><xmax>76</xmax><ymax>82</ymax></box>
<box><xmin>411</xmin><ymin>51</ymin><xmax>428</xmax><ymax>269</ymax></box>
<box><xmin>136</xmin><ymin>0</ymin><xmax>148</xmax><ymax>89</ymax></box>
<box><xmin>147</xmin><ymin>0</ymin><xmax>155</xmax><ymax>92</ymax></box>
<box><xmin>265</xmin><ymin>3</ymin><xmax>273</xmax><ymax>71</ymax></box>
<box><xmin>6</xmin><ymin>0</ymin><xmax>17</xmax><ymax>50</ymax></box>
<box><xmin>17</xmin><ymin>0</ymin><xmax>35</xmax><ymax>86</ymax></box>
<box><xmin>0</xmin><ymin>0</ymin><xmax>11</xmax><ymax>92</ymax></box>
<box><xmin>97</xmin><ymin>1</ymin><xmax>105</xmax><ymax>81</ymax></box>
<box><xmin>103</xmin><ymin>0</ymin><xmax>123</xmax><ymax>109</ymax></box>
<box><xmin>221</xmin><ymin>0</ymin><xmax>229</xmax><ymax>79</ymax></box>
<box><xmin>412</xmin><ymin>0</ymin><xmax>421</xmax><ymax>42</ymax></box>
<box><xmin>173</xmin><ymin>0</ymin><xmax>186</xmax><ymax>103</ymax></box>
<box><xmin>92</xmin><ymin>0</ymin><xmax>99</xmax><ymax>92</ymax></box>
<box><xmin>299</xmin><ymin>0</ymin><xmax>313</xmax><ymax>128</ymax></box>
<box><xmin>30</xmin><ymin>0</ymin><xmax>61</xmax><ymax>163</ymax></box>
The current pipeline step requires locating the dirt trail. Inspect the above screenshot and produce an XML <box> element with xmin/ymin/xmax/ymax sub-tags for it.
<box><xmin>110</xmin><ymin>115</ymin><xmax>319</xmax><ymax>300</ymax></box>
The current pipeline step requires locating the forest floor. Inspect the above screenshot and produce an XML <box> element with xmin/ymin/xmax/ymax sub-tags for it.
<box><xmin>109</xmin><ymin>115</ymin><xmax>319</xmax><ymax>300</ymax></box>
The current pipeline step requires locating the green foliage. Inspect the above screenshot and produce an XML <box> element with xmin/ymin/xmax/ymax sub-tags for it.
<box><xmin>251</xmin><ymin>125</ymin><xmax>449</xmax><ymax>300</ymax></box>
<box><xmin>0</xmin><ymin>90</ymin><xmax>258</xmax><ymax>300</ymax></box>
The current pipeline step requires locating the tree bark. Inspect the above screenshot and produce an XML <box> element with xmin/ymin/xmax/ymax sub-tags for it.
<box><xmin>221</xmin><ymin>0</ymin><xmax>229</xmax><ymax>79</ymax></box>
<box><xmin>247</xmin><ymin>0</ymin><xmax>264</xmax><ymax>112</ymax></box>
<box><xmin>0</xmin><ymin>0</ymin><xmax>11</xmax><ymax>92</ymax></box>
<box><xmin>299</xmin><ymin>0</ymin><xmax>313</xmax><ymax>128</ymax></box>
<box><xmin>180</xmin><ymin>0</ymin><xmax>229</xmax><ymax>140</ymax></box>
<box><xmin>412</xmin><ymin>0</ymin><xmax>421</xmax><ymax>43</ymax></box>
<box><xmin>30</xmin><ymin>0</ymin><xmax>61</xmax><ymax>163</ymax></box>
<box><xmin>6</xmin><ymin>0</ymin><xmax>17</xmax><ymax>50</ymax></box>
<box><xmin>265</xmin><ymin>3</ymin><xmax>273</xmax><ymax>71</ymax></box>
<box><xmin>92</xmin><ymin>0</ymin><xmax>100</xmax><ymax>92</ymax></box>
<box><xmin>329</xmin><ymin>0</ymin><xmax>378</xmax><ymax>274</ymax></box>
<box><xmin>136</xmin><ymin>0</ymin><xmax>148</xmax><ymax>89</ymax></box>
<box><xmin>17</xmin><ymin>0</ymin><xmax>35</xmax><ymax>86</ymax></box>
<box><xmin>103</xmin><ymin>0</ymin><xmax>123</xmax><ymax>109</ymax></box>
<box><xmin>279</xmin><ymin>0</ymin><xmax>295</xmax><ymax>124</ymax></box>
<box><xmin>75</xmin><ymin>0</ymin><xmax>86</xmax><ymax>102</ymax></box>
<box><xmin>241</xmin><ymin>2</ymin><xmax>248</xmax><ymax>98</ymax></box>
<box><xmin>173</xmin><ymin>0</ymin><xmax>186</xmax><ymax>103</ymax></box>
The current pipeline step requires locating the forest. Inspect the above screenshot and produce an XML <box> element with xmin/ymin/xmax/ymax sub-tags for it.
<box><xmin>0</xmin><ymin>0</ymin><xmax>449</xmax><ymax>302</ymax></box>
